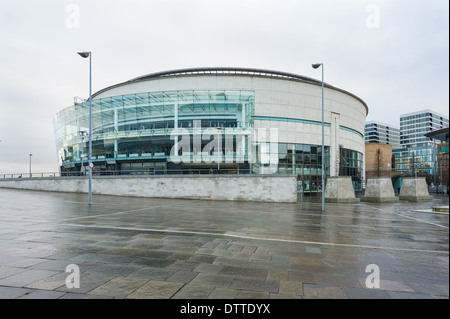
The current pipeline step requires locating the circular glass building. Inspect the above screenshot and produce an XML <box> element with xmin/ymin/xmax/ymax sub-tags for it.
<box><xmin>54</xmin><ymin>67</ymin><xmax>368</xmax><ymax>196</ymax></box>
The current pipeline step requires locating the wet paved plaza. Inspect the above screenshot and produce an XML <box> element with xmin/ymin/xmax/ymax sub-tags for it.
<box><xmin>0</xmin><ymin>188</ymin><xmax>448</xmax><ymax>299</ymax></box>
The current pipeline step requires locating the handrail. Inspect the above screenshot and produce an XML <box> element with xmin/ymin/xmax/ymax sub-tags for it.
<box><xmin>1</xmin><ymin>168</ymin><xmax>255</xmax><ymax>179</ymax></box>
<box><xmin>1</xmin><ymin>172</ymin><xmax>60</xmax><ymax>179</ymax></box>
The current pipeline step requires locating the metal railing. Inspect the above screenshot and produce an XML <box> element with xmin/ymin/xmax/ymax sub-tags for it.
<box><xmin>1</xmin><ymin>172</ymin><xmax>60</xmax><ymax>179</ymax></box>
<box><xmin>1</xmin><ymin>168</ymin><xmax>254</xmax><ymax>179</ymax></box>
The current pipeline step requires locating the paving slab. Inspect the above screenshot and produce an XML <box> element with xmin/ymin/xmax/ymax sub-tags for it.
<box><xmin>166</xmin><ymin>270</ymin><xmax>198</xmax><ymax>283</ymax></box>
<box><xmin>88</xmin><ymin>277</ymin><xmax>146</xmax><ymax>298</ymax></box>
<box><xmin>18</xmin><ymin>289</ymin><xmax>67</xmax><ymax>299</ymax></box>
<box><xmin>190</xmin><ymin>273</ymin><xmax>235</xmax><ymax>288</ymax></box>
<box><xmin>279</xmin><ymin>280</ymin><xmax>303</xmax><ymax>295</ymax></box>
<box><xmin>0</xmin><ymin>286</ymin><xmax>33</xmax><ymax>299</ymax></box>
<box><xmin>128</xmin><ymin>267</ymin><xmax>176</xmax><ymax>280</ymax></box>
<box><xmin>0</xmin><ymin>188</ymin><xmax>448</xmax><ymax>300</ymax></box>
<box><xmin>303</xmin><ymin>284</ymin><xmax>349</xmax><ymax>299</ymax></box>
<box><xmin>220</xmin><ymin>265</ymin><xmax>267</xmax><ymax>279</ymax></box>
<box><xmin>230</xmin><ymin>277</ymin><xmax>279</xmax><ymax>293</ymax></box>
<box><xmin>343</xmin><ymin>287</ymin><xmax>391</xmax><ymax>299</ymax></box>
<box><xmin>171</xmin><ymin>284</ymin><xmax>215</xmax><ymax>299</ymax></box>
<box><xmin>127</xmin><ymin>280</ymin><xmax>183</xmax><ymax>299</ymax></box>
<box><xmin>0</xmin><ymin>269</ymin><xmax>58</xmax><ymax>288</ymax></box>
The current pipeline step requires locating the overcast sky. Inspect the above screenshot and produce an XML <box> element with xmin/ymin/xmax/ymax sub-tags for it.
<box><xmin>0</xmin><ymin>0</ymin><xmax>448</xmax><ymax>174</ymax></box>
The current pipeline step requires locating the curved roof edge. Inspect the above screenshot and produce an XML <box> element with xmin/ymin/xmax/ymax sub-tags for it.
<box><xmin>91</xmin><ymin>67</ymin><xmax>368</xmax><ymax>115</ymax></box>
<box><xmin>128</xmin><ymin>67</ymin><xmax>323</xmax><ymax>84</ymax></box>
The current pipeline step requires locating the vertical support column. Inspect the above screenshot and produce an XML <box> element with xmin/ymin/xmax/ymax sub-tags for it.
<box><xmin>76</xmin><ymin>119</ymin><xmax>80</xmax><ymax>160</ymax></box>
<box><xmin>330</xmin><ymin>112</ymin><xmax>340</xmax><ymax>177</ymax></box>
<box><xmin>291</xmin><ymin>144</ymin><xmax>296</xmax><ymax>174</ymax></box>
<box><xmin>174</xmin><ymin>103</ymin><xmax>178</xmax><ymax>156</ymax></box>
<box><xmin>114</xmin><ymin>108</ymin><xmax>118</xmax><ymax>158</ymax></box>
<box><xmin>87</xmin><ymin>53</ymin><xmax>92</xmax><ymax>205</ymax></box>
<box><xmin>193</xmin><ymin>120</ymin><xmax>201</xmax><ymax>163</ymax></box>
<box><xmin>241</xmin><ymin>103</ymin><xmax>247</xmax><ymax>161</ymax></box>
<box><xmin>174</xmin><ymin>103</ymin><xmax>178</xmax><ymax>129</ymax></box>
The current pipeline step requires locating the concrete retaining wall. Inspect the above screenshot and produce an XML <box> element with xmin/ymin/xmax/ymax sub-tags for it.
<box><xmin>0</xmin><ymin>174</ymin><xmax>297</xmax><ymax>203</ymax></box>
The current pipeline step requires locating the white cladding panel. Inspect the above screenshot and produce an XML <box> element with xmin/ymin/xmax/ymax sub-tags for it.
<box><xmin>94</xmin><ymin>74</ymin><xmax>367</xmax><ymax>155</ymax></box>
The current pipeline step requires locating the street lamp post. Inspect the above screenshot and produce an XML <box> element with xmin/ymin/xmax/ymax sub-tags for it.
<box><xmin>79</xmin><ymin>130</ymin><xmax>87</xmax><ymax>176</ymax></box>
<box><xmin>77</xmin><ymin>51</ymin><xmax>93</xmax><ymax>205</ymax></box>
<box><xmin>29</xmin><ymin>153</ymin><xmax>33</xmax><ymax>178</ymax></box>
<box><xmin>312</xmin><ymin>63</ymin><xmax>325</xmax><ymax>212</ymax></box>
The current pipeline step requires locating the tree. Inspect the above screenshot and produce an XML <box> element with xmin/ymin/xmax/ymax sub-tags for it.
<box><xmin>375</xmin><ymin>148</ymin><xmax>383</xmax><ymax>177</ymax></box>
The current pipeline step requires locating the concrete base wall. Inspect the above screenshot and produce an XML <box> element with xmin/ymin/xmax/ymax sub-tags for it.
<box><xmin>399</xmin><ymin>177</ymin><xmax>433</xmax><ymax>202</ymax></box>
<box><xmin>324</xmin><ymin>176</ymin><xmax>359</xmax><ymax>203</ymax></box>
<box><xmin>362</xmin><ymin>177</ymin><xmax>399</xmax><ymax>203</ymax></box>
<box><xmin>0</xmin><ymin>174</ymin><xmax>298</xmax><ymax>203</ymax></box>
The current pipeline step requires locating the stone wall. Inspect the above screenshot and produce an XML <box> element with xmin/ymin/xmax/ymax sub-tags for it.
<box><xmin>0</xmin><ymin>174</ymin><xmax>297</xmax><ymax>203</ymax></box>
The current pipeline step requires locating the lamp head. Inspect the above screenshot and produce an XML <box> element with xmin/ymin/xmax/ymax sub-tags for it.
<box><xmin>77</xmin><ymin>52</ymin><xmax>91</xmax><ymax>58</ymax></box>
<box><xmin>312</xmin><ymin>63</ymin><xmax>322</xmax><ymax>69</ymax></box>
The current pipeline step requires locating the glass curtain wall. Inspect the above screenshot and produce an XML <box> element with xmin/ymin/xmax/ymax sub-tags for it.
<box><xmin>54</xmin><ymin>90</ymin><xmax>255</xmax><ymax>173</ymax></box>
<box><xmin>393</xmin><ymin>146</ymin><xmax>436</xmax><ymax>175</ymax></box>
<box><xmin>277</xmin><ymin>143</ymin><xmax>330</xmax><ymax>195</ymax></box>
<box><xmin>276</xmin><ymin>143</ymin><xmax>362</xmax><ymax>196</ymax></box>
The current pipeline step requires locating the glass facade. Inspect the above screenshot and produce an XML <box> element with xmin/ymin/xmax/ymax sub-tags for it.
<box><xmin>365</xmin><ymin>121</ymin><xmax>400</xmax><ymax>148</ymax></box>
<box><xmin>393</xmin><ymin>110</ymin><xmax>448</xmax><ymax>178</ymax></box>
<box><xmin>341</xmin><ymin>148</ymin><xmax>365</xmax><ymax>196</ymax></box>
<box><xmin>277</xmin><ymin>143</ymin><xmax>330</xmax><ymax>195</ymax></box>
<box><xmin>54</xmin><ymin>90</ymin><xmax>255</xmax><ymax>174</ymax></box>
<box><xmin>54</xmin><ymin>79</ymin><xmax>365</xmax><ymax>196</ymax></box>
<box><xmin>276</xmin><ymin>144</ymin><xmax>363</xmax><ymax>196</ymax></box>
<box><xmin>392</xmin><ymin>146</ymin><xmax>436</xmax><ymax>175</ymax></box>
<box><xmin>400</xmin><ymin>111</ymin><xmax>449</xmax><ymax>147</ymax></box>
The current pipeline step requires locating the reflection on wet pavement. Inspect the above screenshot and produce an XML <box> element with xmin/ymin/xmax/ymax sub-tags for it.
<box><xmin>0</xmin><ymin>188</ymin><xmax>448</xmax><ymax>299</ymax></box>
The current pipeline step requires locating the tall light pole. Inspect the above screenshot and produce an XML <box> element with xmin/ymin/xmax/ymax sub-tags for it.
<box><xmin>312</xmin><ymin>63</ymin><xmax>325</xmax><ymax>212</ymax></box>
<box><xmin>77</xmin><ymin>51</ymin><xmax>93</xmax><ymax>205</ymax></box>
<box><xmin>79</xmin><ymin>130</ymin><xmax>87</xmax><ymax>176</ymax></box>
<box><xmin>29</xmin><ymin>153</ymin><xmax>33</xmax><ymax>178</ymax></box>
